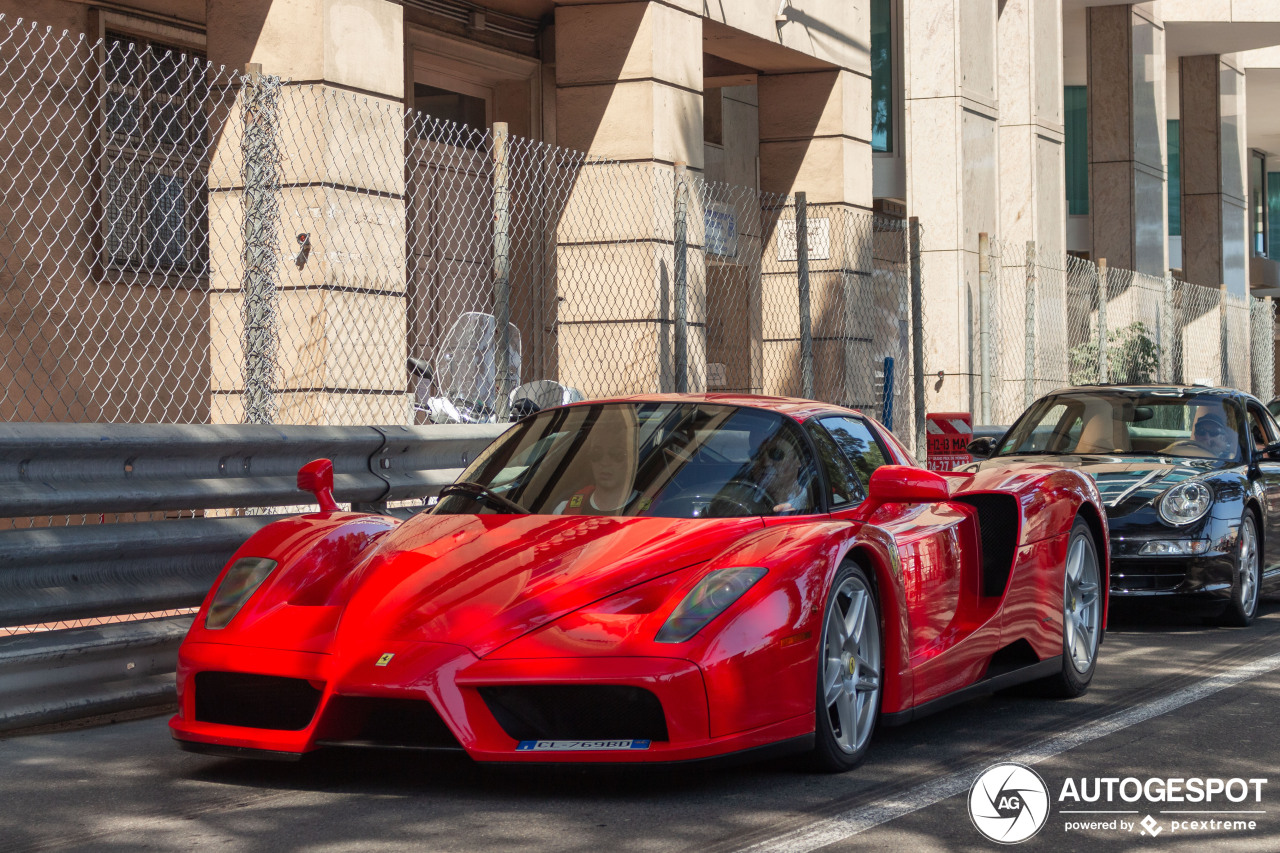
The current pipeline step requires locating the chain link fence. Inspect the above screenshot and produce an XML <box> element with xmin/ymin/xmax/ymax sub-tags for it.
<box><xmin>0</xmin><ymin>15</ymin><xmax>928</xmax><ymax>455</ymax></box>
<box><xmin>982</xmin><ymin>236</ymin><xmax>1274</xmax><ymax>426</ymax></box>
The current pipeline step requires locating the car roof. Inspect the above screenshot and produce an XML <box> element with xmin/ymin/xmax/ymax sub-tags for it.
<box><xmin>1045</xmin><ymin>384</ymin><xmax>1247</xmax><ymax>398</ymax></box>
<box><xmin>564</xmin><ymin>392</ymin><xmax>863</xmax><ymax>423</ymax></box>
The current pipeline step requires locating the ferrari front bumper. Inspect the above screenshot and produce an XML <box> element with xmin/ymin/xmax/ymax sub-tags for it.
<box><xmin>170</xmin><ymin>640</ymin><xmax>812</xmax><ymax>764</ymax></box>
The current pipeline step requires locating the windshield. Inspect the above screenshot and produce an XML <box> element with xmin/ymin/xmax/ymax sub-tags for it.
<box><xmin>997</xmin><ymin>391</ymin><xmax>1245</xmax><ymax>463</ymax></box>
<box><xmin>435</xmin><ymin>402</ymin><xmax>819</xmax><ymax>518</ymax></box>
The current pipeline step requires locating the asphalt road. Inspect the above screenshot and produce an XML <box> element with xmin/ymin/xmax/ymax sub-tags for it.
<box><xmin>5</xmin><ymin>604</ymin><xmax>1280</xmax><ymax>853</ymax></box>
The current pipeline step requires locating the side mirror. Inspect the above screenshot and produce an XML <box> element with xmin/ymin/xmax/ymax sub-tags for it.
<box><xmin>966</xmin><ymin>436</ymin><xmax>997</xmax><ymax>460</ymax></box>
<box><xmin>868</xmin><ymin>465</ymin><xmax>953</xmax><ymax>504</ymax></box>
<box><xmin>1264</xmin><ymin>441</ymin><xmax>1280</xmax><ymax>461</ymax></box>
<box><xmin>298</xmin><ymin>458</ymin><xmax>340</xmax><ymax>512</ymax></box>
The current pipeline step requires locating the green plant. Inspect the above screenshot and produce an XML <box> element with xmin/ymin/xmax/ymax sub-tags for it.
<box><xmin>1068</xmin><ymin>321</ymin><xmax>1159</xmax><ymax>385</ymax></box>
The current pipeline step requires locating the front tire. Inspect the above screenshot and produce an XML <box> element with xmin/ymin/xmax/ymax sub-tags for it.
<box><xmin>1215</xmin><ymin>511</ymin><xmax>1260</xmax><ymax>627</ymax></box>
<box><xmin>808</xmin><ymin>562</ymin><xmax>882</xmax><ymax>772</ymax></box>
<box><xmin>1038</xmin><ymin>517</ymin><xmax>1102</xmax><ymax>698</ymax></box>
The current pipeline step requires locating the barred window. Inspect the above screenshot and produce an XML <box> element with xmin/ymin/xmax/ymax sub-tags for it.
<box><xmin>101</xmin><ymin>32</ymin><xmax>208</xmax><ymax>275</ymax></box>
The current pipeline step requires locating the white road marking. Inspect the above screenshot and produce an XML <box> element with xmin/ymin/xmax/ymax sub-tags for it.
<box><xmin>737</xmin><ymin>650</ymin><xmax>1280</xmax><ymax>853</ymax></box>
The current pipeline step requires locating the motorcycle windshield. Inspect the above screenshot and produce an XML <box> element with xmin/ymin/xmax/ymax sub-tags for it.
<box><xmin>435</xmin><ymin>312</ymin><xmax>522</xmax><ymax>407</ymax></box>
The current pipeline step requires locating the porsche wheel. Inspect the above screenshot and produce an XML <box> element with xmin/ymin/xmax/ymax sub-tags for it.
<box><xmin>1039</xmin><ymin>517</ymin><xmax>1101</xmax><ymax>698</ymax></box>
<box><xmin>1215</xmin><ymin>511</ymin><xmax>1260</xmax><ymax>628</ymax></box>
<box><xmin>809</xmin><ymin>562</ymin><xmax>881</xmax><ymax>772</ymax></box>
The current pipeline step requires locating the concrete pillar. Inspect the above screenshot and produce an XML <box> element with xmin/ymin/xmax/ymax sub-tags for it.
<box><xmin>1180</xmin><ymin>53</ymin><xmax>1248</xmax><ymax>297</ymax></box>
<box><xmin>998</xmin><ymin>0</ymin><xmax>1065</xmax><ymax>418</ymax></box>
<box><xmin>756</xmin><ymin>62</ymin><xmax>873</xmax><ymax>403</ymax></box>
<box><xmin>206</xmin><ymin>0</ymin><xmax>407</xmax><ymax>425</ymax></box>
<box><xmin>553</xmin><ymin>1</ymin><xmax>705</xmax><ymax>395</ymax></box>
<box><xmin>1086</xmin><ymin>3</ymin><xmax>1167</xmax><ymax>276</ymax></box>
<box><xmin>904</xmin><ymin>0</ymin><xmax>999</xmax><ymax>413</ymax></box>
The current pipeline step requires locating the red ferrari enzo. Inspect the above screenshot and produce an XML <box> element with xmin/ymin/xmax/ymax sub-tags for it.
<box><xmin>171</xmin><ymin>395</ymin><xmax>1109</xmax><ymax>771</ymax></box>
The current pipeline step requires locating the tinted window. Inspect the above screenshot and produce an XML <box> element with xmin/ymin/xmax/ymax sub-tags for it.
<box><xmin>819</xmin><ymin>417</ymin><xmax>890</xmax><ymax>491</ymax></box>
<box><xmin>804</xmin><ymin>420</ymin><xmax>865</xmax><ymax>508</ymax></box>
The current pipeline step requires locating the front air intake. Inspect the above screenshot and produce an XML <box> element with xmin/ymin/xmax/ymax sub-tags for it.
<box><xmin>480</xmin><ymin>685</ymin><xmax>669</xmax><ymax>742</ymax></box>
<box><xmin>194</xmin><ymin>672</ymin><xmax>322</xmax><ymax>730</ymax></box>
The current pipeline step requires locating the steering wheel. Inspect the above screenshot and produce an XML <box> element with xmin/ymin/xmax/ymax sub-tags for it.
<box><xmin>1160</xmin><ymin>438</ymin><xmax>1217</xmax><ymax>457</ymax></box>
<box><xmin>652</xmin><ymin>483</ymin><xmax>764</xmax><ymax>518</ymax></box>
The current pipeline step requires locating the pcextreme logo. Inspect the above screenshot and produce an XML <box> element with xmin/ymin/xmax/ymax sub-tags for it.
<box><xmin>970</xmin><ymin>764</ymin><xmax>1269</xmax><ymax>843</ymax></box>
<box><xmin>968</xmin><ymin>763</ymin><xmax>1051</xmax><ymax>844</ymax></box>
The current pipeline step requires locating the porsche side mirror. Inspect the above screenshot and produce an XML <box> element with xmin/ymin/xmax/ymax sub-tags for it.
<box><xmin>966</xmin><ymin>436</ymin><xmax>997</xmax><ymax>460</ymax></box>
<box><xmin>867</xmin><ymin>466</ymin><xmax>952</xmax><ymax>504</ymax></box>
<box><xmin>1264</xmin><ymin>441</ymin><xmax>1280</xmax><ymax>461</ymax></box>
<box><xmin>298</xmin><ymin>458</ymin><xmax>340</xmax><ymax>512</ymax></box>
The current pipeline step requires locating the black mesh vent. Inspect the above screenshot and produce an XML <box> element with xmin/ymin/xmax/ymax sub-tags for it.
<box><xmin>321</xmin><ymin>696</ymin><xmax>463</xmax><ymax>749</ymax></box>
<box><xmin>194</xmin><ymin>671</ymin><xmax>322</xmax><ymax>731</ymax></box>
<box><xmin>1111</xmin><ymin>560</ymin><xmax>1186</xmax><ymax>591</ymax></box>
<box><xmin>953</xmin><ymin>493</ymin><xmax>1019</xmax><ymax>596</ymax></box>
<box><xmin>479</xmin><ymin>685</ymin><xmax>669</xmax><ymax>742</ymax></box>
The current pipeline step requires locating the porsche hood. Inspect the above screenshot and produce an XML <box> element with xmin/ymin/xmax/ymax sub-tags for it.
<box><xmin>982</xmin><ymin>453</ymin><xmax>1221</xmax><ymax>518</ymax></box>
<box><xmin>277</xmin><ymin>513</ymin><xmax>763</xmax><ymax>658</ymax></box>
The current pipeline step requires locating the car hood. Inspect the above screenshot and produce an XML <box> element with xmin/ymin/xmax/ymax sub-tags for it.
<box><xmin>332</xmin><ymin>512</ymin><xmax>764</xmax><ymax>657</ymax></box>
<box><xmin>977</xmin><ymin>453</ymin><xmax>1226</xmax><ymax>517</ymax></box>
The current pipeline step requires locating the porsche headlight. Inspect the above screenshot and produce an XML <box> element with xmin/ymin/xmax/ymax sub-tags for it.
<box><xmin>206</xmin><ymin>557</ymin><xmax>277</xmax><ymax>629</ymax></box>
<box><xmin>1158</xmin><ymin>481</ymin><xmax>1213</xmax><ymax>526</ymax></box>
<box><xmin>655</xmin><ymin>567</ymin><xmax>766</xmax><ymax>643</ymax></box>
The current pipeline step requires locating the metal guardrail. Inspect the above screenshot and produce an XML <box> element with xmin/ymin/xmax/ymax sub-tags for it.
<box><xmin>0</xmin><ymin>422</ymin><xmax>507</xmax><ymax>733</ymax></box>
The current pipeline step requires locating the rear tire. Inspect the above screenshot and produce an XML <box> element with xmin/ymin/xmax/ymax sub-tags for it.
<box><xmin>1037</xmin><ymin>517</ymin><xmax>1102</xmax><ymax>698</ymax></box>
<box><xmin>1215</xmin><ymin>511</ymin><xmax>1260</xmax><ymax>628</ymax></box>
<box><xmin>807</xmin><ymin>562</ymin><xmax>882</xmax><ymax>772</ymax></box>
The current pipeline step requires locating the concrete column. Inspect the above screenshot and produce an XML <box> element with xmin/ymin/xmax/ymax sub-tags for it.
<box><xmin>903</xmin><ymin>0</ymin><xmax>999</xmax><ymax>413</ymax></box>
<box><xmin>756</xmin><ymin>69</ymin><xmax>874</xmax><ymax>403</ymax></box>
<box><xmin>1086</xmin><ymin>3</ymin><xmax>1167</xmax><ymax>276</ymax></box>
<box><xmin>553</xmin><ymin>1</ymin><xmax>705</xmax><ymax>395</ymax></box>
<box><xmin>206</xmin><ymin>0</ymin><xmax>407</xmax><ymax>425</ymax></box>
<box><xmin>1180</xmin><ymin>53</ymin><xmax>1248</xmax><ymax>296</ymax></box>
<box><xmin>998</xmin><ymin>0</ymin><xmax>1065</xmax><ymax>419</ymax></box>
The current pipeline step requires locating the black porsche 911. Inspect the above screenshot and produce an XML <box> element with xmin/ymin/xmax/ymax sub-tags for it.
<box><xmin>964</xmin><ymin>385</ymin><xmax>1280</xmax><ymax>626</ymax></box>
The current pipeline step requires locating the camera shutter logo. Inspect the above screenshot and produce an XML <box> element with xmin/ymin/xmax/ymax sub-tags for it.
<box><xmin>969</xmin><ymin>763</ymin><xmax>1051</xmax><ymax>844</ymax></box>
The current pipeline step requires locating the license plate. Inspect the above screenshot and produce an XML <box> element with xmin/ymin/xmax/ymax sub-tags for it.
<box><xmin>516</xmin><ymin>739</ymin><xmax>651</xmax><ymax>751</ymax></box>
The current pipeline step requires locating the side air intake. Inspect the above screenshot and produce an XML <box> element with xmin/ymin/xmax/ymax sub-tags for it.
<box><xmin>952</xmin><ymin>493</ymin><xmax>1019</xmax><ymax>596</ymax></box>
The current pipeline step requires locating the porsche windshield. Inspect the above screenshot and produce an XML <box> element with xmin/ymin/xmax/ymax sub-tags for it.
<box><xmin>997</xmin><ymin>391</ymin><xmax>1245</xmax><ymax>462</ymax></box>
<box><xmin>435</xmin><ymin>402</ymin><xmax>819</xmax><ymax>518</ymax></box>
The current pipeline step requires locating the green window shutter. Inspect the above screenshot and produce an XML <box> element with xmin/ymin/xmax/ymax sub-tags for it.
<box><xmin>1065</xmin><ymin>87</ymin><xmax>1088</xmax><ymax>216</ymax></box>
<box><xmin>871</xmin><ymin>0</ymin><xmax>892</xmax><ymax>154</ymax></box>
<box><xmin>1168</xmin><ymin>120</ymin><xmax>1180</xmax><ymax>237</ymax></box>
<box><xmin>1268</xmin><ymin>172</ymin><xmax>1280</xmax><ymax>260</ymax></box>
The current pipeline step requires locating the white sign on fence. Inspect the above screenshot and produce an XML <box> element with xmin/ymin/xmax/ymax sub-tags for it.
<box><xmin>705</xmin><ymin>203</ymin><xmax>738</xmax><ymax>258</ymax></box>
<box><xmin>777</xmin><ymin>217</ymin><xmax>831</xmax><ymax>261</ymax></box>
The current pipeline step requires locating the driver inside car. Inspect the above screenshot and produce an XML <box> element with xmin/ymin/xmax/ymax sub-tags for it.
<box><xmin>1162</xmin><ymin>410</ymin><xmax>1237</xmax><ymax>460</ymax></box>
<box><xmin>746</xmin><ymin>434</ymin><xmax>813</xmax><ymax>514</ymax></box>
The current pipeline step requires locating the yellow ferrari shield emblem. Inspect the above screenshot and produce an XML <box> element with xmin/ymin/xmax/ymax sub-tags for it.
<box><xmin>569</xmin><ymin>494</ymin><xmax>584</xmax><ymax>507</ymax></box>
<box><xmin>375</xmin><ymin>653</ymin><xmax>394</xmax><ymax>667</ymax></box>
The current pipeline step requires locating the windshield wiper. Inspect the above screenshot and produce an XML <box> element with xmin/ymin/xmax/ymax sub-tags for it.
<box><xmin>439</xmin><ymin>481</ymin><xmax>530</xmax><ymax>514</ymax></box>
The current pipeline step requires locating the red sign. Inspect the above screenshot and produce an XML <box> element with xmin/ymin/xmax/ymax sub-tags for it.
<box><xmin>926</xmin><ymin>412</ymin><xmax>973</xmax><ymax>472</ymax></box>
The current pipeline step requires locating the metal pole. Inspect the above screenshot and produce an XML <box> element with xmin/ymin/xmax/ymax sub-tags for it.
<box><xmin>674</xmin><ymin>162</ymin><xmax>689</xmax><ymax>393</ymax></box>
<box><xmin>1160</xmin><ymin>273</ymin><xmax>1174</xmax><ymax>382</ymax></box>
<box><xmin>1024</xmin><ymin>240</ymin><xmax>1037</xmax><ymax>407</ymax></box>
<box><xmin>240</xmin><ymin>62</ymin><xmax>279</xmax><ymax>425</ymax></box>
<box><xmin>978</xmin><ymin>232</ymin><xmax>992</xmax><ymax>425</ymax></box>
<box><xmin>1220</xmin><ymin>283</ymin><xmax>1230</xmax><ymax>387</ymax></box>
<box><xmin>492</xmin><ymin>122</ymin><xmax>512</xmax><ymax>421</ymax></box>
<box><xmin>909</xmin><ymin>217</ymin><xmax>926</xmax><ymax>462</ymax></box>
<box><xmin>1097</xmin><ymin>258</ymin><xmax>1109</xmax><ymax>384</ymax></box>
<box><xmin>797</xmin><ymin>192</ymin><xmax>813</xmax><ymax>399</ymax></box>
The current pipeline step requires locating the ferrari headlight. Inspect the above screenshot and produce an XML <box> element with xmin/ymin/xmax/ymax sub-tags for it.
<box><xmin>206</xmin><ymin>557</ymin><xmax>277</xmax><ymax>629</ymax></box>
<box><xmin>1157</xmin><ymin>481</ymin><xmax>1213</xmax><ymax>526</ymax></box>
<box><xmin>655</xmin><ymin>567</ymin><xmax>766</xmax><ymax>643</ymax></box>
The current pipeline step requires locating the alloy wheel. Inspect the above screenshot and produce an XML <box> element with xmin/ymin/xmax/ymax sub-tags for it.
<box><xmin>821</xmin><ymin>574</ymin><xmax>881</xmax><ymax>754</ymax></box>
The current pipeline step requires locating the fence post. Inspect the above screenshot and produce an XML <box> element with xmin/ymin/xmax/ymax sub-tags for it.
<box><xmin>1160</xmin><ymin>274</ymin><xmax>1174</xmax><ymax>382</ymax></box>
<box><xmin>673</xmin><ymin>162</ymin><xmax>689</xmax><ymax>393</ymax></box>
<box><xmin>910</xmin><ymin>217</ymin><xmax>926</xmax><ymax>462</ymax></box>
<box><xmin>1024</xmin><ymin>240</ymin><xmax>1037</xmax><ymax>407</ymax></box>
<box><xmin>978</xmin><ymin>232</ymin><xmax>992</xmax><ymax>425</ymax></box>
<box><xmin>492</xmin><ymin>122</ymin><xmax>512</xmax><ymax>421</ymax></box>
<box><xmin>240</xmin><ymin>62</ymin><xmax>280</xmax><ymax>425</ymax></box>
<box><xmin>797</xmin><ymin>192</ymin><xmax>814</xmax><ymax>399</ymax></box>
<box><xmin>1267</xmin><ymin>297</ymin><xmax>1276</xmax><ymax>400</ymax></box>
<box><xmin>1097</xmin><ymin>258</ymin><xmax>1109</xmax><ymax>383</ymax></box>
<box><xmin>1220</xmin><ymin>283</ymin><xmax>1230</xmax><ymax>387</ymax></box>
